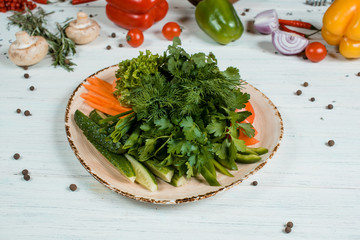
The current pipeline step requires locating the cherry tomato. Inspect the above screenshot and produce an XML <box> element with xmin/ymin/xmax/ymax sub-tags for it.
<box><xmin>305</xmin><ymin>42</ymin><xmax>327</xmax><ymax>63</ymax></box>
<box><xmin>126</xmin><ymin>29</ymin><xmax>144</xmax><ymax>48</ymax></box>
<box><xmin>162</xmin><ymin>22</ymin><xmax>181</xmax><ymax>41</ymax></box>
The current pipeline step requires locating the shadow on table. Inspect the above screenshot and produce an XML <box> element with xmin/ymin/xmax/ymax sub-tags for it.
<box><xmin>257</xmin><ymin>41</ymin><xmax>277</xmax><ymax>54</ymax></box>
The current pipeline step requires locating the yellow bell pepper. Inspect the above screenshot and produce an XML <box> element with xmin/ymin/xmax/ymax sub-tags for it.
<box><xmin>322</xmin><ymin>0</ymin><xmax>360</xmax><ymax>58</ymax></box>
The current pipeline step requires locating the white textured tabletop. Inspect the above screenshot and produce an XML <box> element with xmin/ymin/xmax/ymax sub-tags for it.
<box><xmin>1</xmin><ymin>0</ymin><xmax>360</xmax><ymax>239</ymax></box>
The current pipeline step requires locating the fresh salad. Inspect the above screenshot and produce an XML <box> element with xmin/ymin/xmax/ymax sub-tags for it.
<box><xmin>74</xmin><ymin>38</ymin><xmax>268</xmax><ymax>191</ymax></box>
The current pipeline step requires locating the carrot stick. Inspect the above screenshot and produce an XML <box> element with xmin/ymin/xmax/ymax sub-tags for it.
<box><xmin>84</xmin><ymin>92</ymin><xmax>131</xmax><ymax>112</ymax></box>
<box><xmin>83</xmin><ymin>84</ymin><xmax>115</xmax><ymax>99</ymax></box>
<box><xmin>86</xmin><ymin>77</ymin><xmax>113</xmax><ymax>92</ymax></box>
<box><xmin>94</xmin><ymin>76</ymin><xmax>113</xmax><ymax>90</ymax></box>
<box><xmin>85</xmin><ymin>92</ymin><xmax>118</xmax><ymax>105</ymax></box>
<box><xmin>84</xmin><ymin>100</ymin><xmax>121</xmax><ymax>116</ymax></box>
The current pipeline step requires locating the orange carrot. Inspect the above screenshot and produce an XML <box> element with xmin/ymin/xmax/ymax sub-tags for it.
<box><xmin>93</xmin><ymin>76</ymin><xmax>113</xmax><ymax>90</ymax></box>
<box><xmin>82</xmin><ymin>92</ymin><xmax>131</xmax><ymax>112</ymax></box>
<box><xmin>236</xmin><ymin>101</ymin><xmax>255</xmax><ymax>124</ymax></box>
<box><xmin>82</xmin><ymin>75</ymin><xmax>131</xmax><ymax>116</ymax></box>
<box><xmin>84</xmin><ymin>100</ymin><xmax>121</xmax><ymax>116</ymax></box>
<box><xmin>83</xmin><ymin>84</ymin><xmax>115</xmax><ymax>99</ymax></box>
<box><xmin>86</xmin><ymin>78</ymin><xmax>113</xmax><ymax>93</ymax></box>
<box><xmin>239</xmin><ymin>128</ymin><xmax>259</xmax><ymax>146</ymax></box>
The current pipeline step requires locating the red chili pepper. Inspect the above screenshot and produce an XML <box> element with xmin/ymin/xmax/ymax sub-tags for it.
<box><xmin>106</xmin><ymin>0</ymin><xmax>168</xmax><ymax>31</ymax></box>
<box><xmin>71</xmin><ymin>0</ymin><xmax>96</xmax><ymax>5</ymax></box>
<box><xmin>279</xmin><ymin>19</ymin><xmax>319</xmax><ymax>30</ymax></box>
<box><xmin>279</xmin><ymin>24</ymin><xmax>306</xmax><ymax>37</ymax></box>
<box><xmin>33</xmin><ymin>0</ymin><xmax>48</xmax><ymax>4</ymax></box>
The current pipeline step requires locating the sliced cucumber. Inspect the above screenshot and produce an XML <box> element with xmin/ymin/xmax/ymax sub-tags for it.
<box><xmin>170</xmin><ymin>172</ymin><xmax>187</xmax><ymax>187</ymax></box>
<box><xmin>144</xmin><ymin>159</ymin><xmax>174</xmax><ymax>183</ymax></box>
<box><xmin>89</xmin><ymin>109</ymin><xmax>108</xmax><ymax>127</ymax></box>
<box><xmin>125</xmin><ymin>154</ymin><xmax>158</xmax><ymax>192</ymax></box>
<box><xmin>74</xmin><ymin>111</ymin><xmax>135</xmax><ymax>182</ymax></box>
<box><xmin>91</xmin><ymin>141</ymin><xmax>136</xmax><ymax>182</ymax></box>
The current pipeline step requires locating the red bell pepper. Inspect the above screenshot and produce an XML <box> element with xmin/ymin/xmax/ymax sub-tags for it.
<box><xmin>107</xmin><ymin>0</ymin><xmax>161</xmax><ymax>14</ymax></box>
<box><xmin>106</xmin><ymin>0</ymin><xmax>168</xmax><ymax>31</ymax></box>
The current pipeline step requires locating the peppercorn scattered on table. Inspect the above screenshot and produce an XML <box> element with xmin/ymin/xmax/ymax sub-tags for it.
<box><xmin>0</xmin><ymin>0</ymin><xmax>360</xmax><ymax>239</ymax></box>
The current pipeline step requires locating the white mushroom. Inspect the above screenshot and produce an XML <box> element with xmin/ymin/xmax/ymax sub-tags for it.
<box><xmin>8</xmin><ymin>31</ymin><xmax>48</xmax><ymax>67</ymax></box>
<box><xmin>65</xmin><ymin>12</ymin><xmax>100</xmax><ymax>45</ymax></box>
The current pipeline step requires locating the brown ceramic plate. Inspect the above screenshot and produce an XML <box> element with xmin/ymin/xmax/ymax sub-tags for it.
<box><xmin>65</xmin><ymin>65</ymin><xmax>283</xmax><ymax>204</ymax></box>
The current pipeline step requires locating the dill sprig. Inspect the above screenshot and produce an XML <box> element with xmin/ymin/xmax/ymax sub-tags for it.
<box><xmin>8</xmin><ymin>7</ymin><xmax>76</xmax><ymax>71</ymax></box>
<box><xmin>115</xmin><ymin>37</ymin><xmax>248</xmax><ymax>121</ymax></box>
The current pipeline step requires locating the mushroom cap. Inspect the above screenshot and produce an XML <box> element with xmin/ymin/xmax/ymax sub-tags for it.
<box><xmin>65</xmin><ymin>12</ymin><xmax>101</xmax><ymax>45</ymax></box>
<box><xmin>8</xmin><ymin>31</ymin><xmax>48</xmax><ymax>67</ymax></box>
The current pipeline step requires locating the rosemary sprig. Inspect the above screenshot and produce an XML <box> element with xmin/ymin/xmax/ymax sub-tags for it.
<box><xmin>8</xmin><ymin>7</ymin><xmax>76</xmax><ymax>71</ymax></box>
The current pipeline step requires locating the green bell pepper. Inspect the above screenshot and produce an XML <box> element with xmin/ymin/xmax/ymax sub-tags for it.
<box><xmin>195</xmin><ymin>0</ymin><xmax>244</xmax><ymax>45</ymax></box>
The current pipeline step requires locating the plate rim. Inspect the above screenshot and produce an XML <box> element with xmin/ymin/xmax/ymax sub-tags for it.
<box><xmin>65</xmin><ymin>65</ymin><xmax>284</xmax><ymax>204</ymax></box>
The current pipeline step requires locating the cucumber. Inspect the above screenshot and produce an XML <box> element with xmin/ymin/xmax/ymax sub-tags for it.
<box><xmin>125</xmin><ymin>154</ymin><xmax>158</xmax><ymax>192</ymax></box>
<box><xmin>74</xmin><ymin>110</ymin><xmax>125</xmax><ymax>154</ymax></box>
<box><xmin>89</xmin><ymin>109</ymin><xmax>111</xmax><ymax>127</ymax></box>
<box><xmin>144</xmin><ymin>159</ymin><xmax>174</xmax><ymax>183</ymax></box>
<box><xmin>88</xmin><ymin>139</ymin><xmax>136</xmax><ymax>182</ymax></box>
<box><xmin>170</xmin><ymin>172</ymin><xmax>187</xmax><ymax>187</ymax></box>
<box><xmin>74</xmin><ymin>111</ymin><xmax>135</xmax><ymax>182</ymax></box>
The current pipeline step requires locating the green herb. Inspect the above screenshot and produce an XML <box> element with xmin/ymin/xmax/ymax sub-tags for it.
<box><xmin>8</xmin><ymin>7</ymin><xmax>76</xmax><ymax>71</ymax></box>
<box><xmin>105</xmin><ymin>38</ymin><xmax>258</xmax><ymax>186</ymax></box>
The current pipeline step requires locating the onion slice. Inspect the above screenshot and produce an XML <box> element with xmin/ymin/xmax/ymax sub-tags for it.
<box><xmin>272</xmin><ymin>30</ymin><xmax>309</xmax><ymax>55</ymax></box>
<box><xmin>254</xmin><ymin>9</ymin><xmax>279</xmax><ymax>35</ymax></box>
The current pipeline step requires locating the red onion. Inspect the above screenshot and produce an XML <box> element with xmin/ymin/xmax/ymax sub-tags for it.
<box><xmin>272</xmin><ymin>30</ymin><xmax>309</xmax><ymax>55</ymax></box>
<box><xmin>254</xmin><ymin>9</ymin><xmax>279</xmax><ymax>35</ymax></box>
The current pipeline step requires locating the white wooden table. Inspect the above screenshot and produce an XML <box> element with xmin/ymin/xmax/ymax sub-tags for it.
<box><xmin>1</xmin><ymin>0</ymin><xmax>359</xmax><ymax>239</ymax></box>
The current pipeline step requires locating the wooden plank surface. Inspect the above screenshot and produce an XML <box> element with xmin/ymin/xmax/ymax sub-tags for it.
<box><xmin>1</xmin><ymin>0</ymin><xmax>360</xmax><ymax>239</ymax></box>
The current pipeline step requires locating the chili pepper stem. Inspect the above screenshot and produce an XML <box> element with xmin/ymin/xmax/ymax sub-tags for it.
<box><xmin>305</xmin><ymin>29</ymin><xmax>322</xmax><ymax>38</ymax></box>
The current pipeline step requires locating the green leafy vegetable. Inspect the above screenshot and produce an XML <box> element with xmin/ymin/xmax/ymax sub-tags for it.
<box><xmin>85</xmin><ymin>37</ymin><xmax>264</xmax><ymax>186</ymax></box>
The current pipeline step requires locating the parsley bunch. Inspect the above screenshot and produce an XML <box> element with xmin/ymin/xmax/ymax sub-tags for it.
<box><xmin>111</xmin><ymin>38</ymin><xmax>255</xmax><ymax>185</ymax></box>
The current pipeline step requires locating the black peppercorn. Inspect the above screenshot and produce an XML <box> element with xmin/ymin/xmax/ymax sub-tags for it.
<box><xmin>69</xmin><ymin>184</ymin><xmax>77</xmax><ymax>191</ymax></box>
